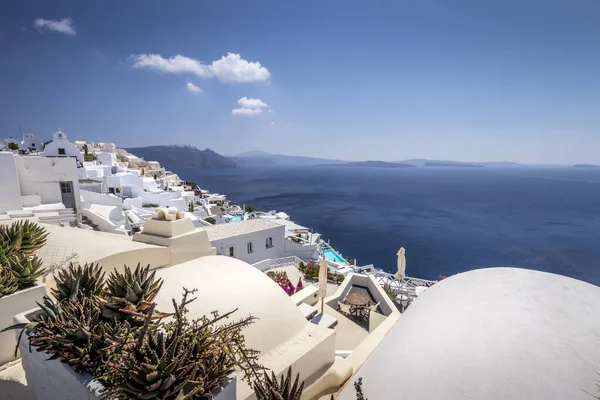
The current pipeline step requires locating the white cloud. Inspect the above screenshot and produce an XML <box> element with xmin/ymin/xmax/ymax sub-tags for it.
<box><xmin>237</xmin><ymin>97</ymin><xmax>267</xmax><ymax>109</ymax></box>
<box><xmin>130</xmin><ymin>52</ymin><xmax>270</xmax><ymax>83</ymax></box>
<box><xmin>186</xmin><ymin>82</ymin><xmax>202</xmax><ymax>94</ymax></box>
<box><xmin>210</xmin><ymin>53</ymin><xmax>270</xmax><ymax>83</ymax></box>
<box><xmin>268</xmin><ymin>109</ymin><xmax>274</xmax><ymax>113</ymax></box>
<box><xmin>34</xmin><ymin>18</ymin><xmax>76</xmax><ymax>35</ymax></box>
<box><xmin>131</xmin><ymin>54</ymin><xmax>211</xmax><ymax>77</ymax></box>
<box><xmin>270</xmin><ymin>121</ymin><xmax>275</xmax><ymax>125</ymax></box>
<box><xmin>232</xmin><ymin>108</ymin><xmax>263</xmax><ymax>116</ymax></box>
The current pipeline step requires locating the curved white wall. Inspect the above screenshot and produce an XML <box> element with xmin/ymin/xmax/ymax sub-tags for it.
<box><xmin>41</xmin><ymin>132</ymin><xmax>83</xmax><ymax>164</ymax></box>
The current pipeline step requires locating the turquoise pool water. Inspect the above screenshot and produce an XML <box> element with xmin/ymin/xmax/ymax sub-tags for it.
<box><xmin>228</xmin><ymin>216</ymin><xmax>242</xmax><ymax>223</ymax></box>
<box><xmin>324</xmin><ymin>248</ymin><xmax>348</xmax><ymax>264</ymax></box>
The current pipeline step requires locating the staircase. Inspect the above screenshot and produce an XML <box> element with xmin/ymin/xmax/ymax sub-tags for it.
<box><xmin>81</xmin><ymin>215</ymin><xmax>101</xmax><ymax>231</ymax></box>
<box><xmin>0</xmin><ymin>208</ymin><xmax>77</xmax><ymax>227</ymax></box>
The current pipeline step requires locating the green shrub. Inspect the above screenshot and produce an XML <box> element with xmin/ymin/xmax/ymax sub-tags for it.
<box><xmin>7</xmin><ymin>142</ymin><xmax>19</xmax><ymax>150</ymax></box>
<box><xmin>245</xmin><ymin>205</ymin><xmax>256</xmax><ymax>213</ymax></box>
<box><xmin>142</xmin><ymin>203</ymin><xmax>159</xmax><ymax>208</ymax></box>
<box><xmin>205</xmin><ymin>217</ymin><xmax>216</xmax><ymax>225</ymax></box>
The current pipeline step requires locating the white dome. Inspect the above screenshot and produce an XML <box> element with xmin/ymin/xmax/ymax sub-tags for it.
<box><xmin>154</xmin><ymin>255</ymin><xmax>307</xmax><ymax>353</ymax></box>
<box><xmin>339</xmin><ymin>268</ymin><xmax>600</xmax><ymax>400</ymax></box>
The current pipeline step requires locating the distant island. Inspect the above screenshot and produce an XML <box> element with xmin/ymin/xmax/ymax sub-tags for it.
<box><xmin>233</xmin><ymin>150</ymin><xmax>346</xmax><ymax>166</ymax></box>
<box><xmin>424</xmin><ymin>161</ymin><xmax>484</xmax><ymax>168</ymax></box>
<box><xmin>574</xmin><ymin>164</ymin><xmax>600</xmax><ymax>168</ymax></box>
<box><xmin>125</xmin><ymin>145</ymin><xmax>236</xmax><ymax>171</ymax></box>
<box><xmin>401</xmin><ymin>159</ymin><xmax>520</xmax><ymax>168</ymax></box>
<box><xmin>319</xmin><ymin>161</ymin><xmax>416</xmax><ymax>168</ymax></box>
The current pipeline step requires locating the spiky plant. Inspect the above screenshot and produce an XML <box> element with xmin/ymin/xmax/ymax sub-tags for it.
<box><xmin>27</xmin><ymin>296</ymin><xmax>129</xmax><ymax>375</ymax></box>
<box><xmin>102</xmin><ymin>263</ymin><xmax>163</xmax><ymax>324</ymax></box>
<box><xmin>3</xmin><ymin>253</ymin><xmax>44</xmax><ymax>289</ymax></box>
<box><xmin>101</xmin><ymin>300</ymin><xmax>199</xmax><ymax>400</ymax></box>
<box><xmin>52</xmin><ymin>262</ymin><xmax>105</xmax><ymax>302</ymax></box>
<box><xmin>102</xmin><ymin>289</ymin><xmax>261</xmax><ymax>400</ymax></box>
<box><xmin>254</xmin><ymin>367</ymin><xmax>305</xmax><ymax>400</ymax></box>
<box><xmin>0</xmin><ymin>220</ymin><xmax>48</xmax><ymax>256</ymax></box>
<box><xmin>0</xmin><ymin>267</ymin><xmax>19</xmax><ymax>298</ymax></box>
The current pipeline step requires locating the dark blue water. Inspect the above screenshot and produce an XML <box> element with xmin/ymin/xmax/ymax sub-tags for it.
<box><xmin>183</xmin><ymin>166</ymin><xmax>600</xmax><ymax>286</ymax></box>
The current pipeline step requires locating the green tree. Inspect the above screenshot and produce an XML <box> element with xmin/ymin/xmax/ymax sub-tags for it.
<box><xmin>7</xmin><ymin>142</ymin><xmax>19</xmax><ymax>151</ymax></box>
<box><xmin>245</xmin><ymin>205</ymin><xmax>256</xmax><ymax>213</ymax></box>
<box><xmin>188</xmin><ymin>202</ymin><xmax>195</xmax><ymax>212</ymax></box>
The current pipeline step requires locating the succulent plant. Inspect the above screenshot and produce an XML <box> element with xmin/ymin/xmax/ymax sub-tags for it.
<box><xmin>102</xmin><ymin>301</ymin><xmax>198</xmax><ymax>400</ymax></box>
<box><xmin>3</xmin><ymin>253</ymin><xmax>44</xmax><ymax>289</ymax></box>
<box><xmin>0</xmin><ymin>267</ymin><xmax>19</xmax><ymax>298</ymax></box>
<box><xmin>52</xmin><ymin>262</ymin><xmax>105</xmax><ymax>302</ymax></box>
<box><xmin>27</xmin><ymin>296</ymin><xmax>129</xmax><ymax>375</ymax></box>
<box><xmin>102</xmin><ymin>289</ymin><xmax>261</xmax><ymax>400</ymax></box>
<box><xmin>0</xmin><ymin>220</ymin><xmax>48</xmax><ymax>256</ymax></box>
<box><xmin>102</xmin><ymin>263</ymin><xmax>163</xmax><ymax>324</ymax></box>
<box><xmin>254</xmin><ymin>367</ymin><xmax>305</xmax><ymax>400</ymax></box>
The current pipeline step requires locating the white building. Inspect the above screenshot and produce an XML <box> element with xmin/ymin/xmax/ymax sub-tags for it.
<box><xmin>199</xmin><ymin>219</ymin><xmax>285</xmax><ymax>264</ymax></box>
<box><xmin>41</xmin><ymin>130</ymin><xmax>83</xmax><ymax>164</ymax></box>
<box><xmin>0</xmin><ymin>152</ymin><xmax>81</xmax><ymax>224</ymax></box>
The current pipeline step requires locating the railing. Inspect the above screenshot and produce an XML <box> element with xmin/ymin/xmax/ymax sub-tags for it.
<box><xmin>268</xmin><ymin>256</ymin><xmax>303</xmax><ymax>269</ymax></box>
<box><xmin>37</xmin><ymin>245</ymin><xmax>79</xmax><ymax>280</ymax></box>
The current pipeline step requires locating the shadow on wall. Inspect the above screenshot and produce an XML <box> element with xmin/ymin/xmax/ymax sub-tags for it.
<box><xmin>0</xmin><ymin>370</ymin><xmax>33</xmax><ymax>400</ymax></box>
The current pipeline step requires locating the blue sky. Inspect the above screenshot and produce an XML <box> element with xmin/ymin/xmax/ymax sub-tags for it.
<box><xmin>1</xmin><ymin>1</ymin><xmax>599</xmax><ymax>164</ymax></box>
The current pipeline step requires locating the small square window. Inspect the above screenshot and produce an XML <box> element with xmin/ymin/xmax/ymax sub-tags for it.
<box><xmin>229</xmin><ymin>246</ymin><xmax>235</xmax><ymax>257</ymax></box>
<box><xmin>57</xmin><ymin>148</ymin><xmax>66</xmax><ymax>155</ymax></box>
<box><xmin>247</xmin><ymin>242</ymin><xmax>254</xmax><ymax>254</ymax></box>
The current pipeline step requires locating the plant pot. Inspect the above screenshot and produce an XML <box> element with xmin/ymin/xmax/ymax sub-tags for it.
<box><xmin>14</xmin><ymin>308</ymin><xmax>237</xmax><ymax>400</ymax></box>
<box><xmin>0</xmin><ymin>283</ymin><xmax>45</xmax><ymax>367</ymax></box>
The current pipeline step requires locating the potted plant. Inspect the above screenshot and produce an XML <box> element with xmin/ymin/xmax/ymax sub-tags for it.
<box><xmin>0</xmin><ymin>220</ymin><xmax>48</xmax><ymax>366</ymax></box>
<box><xmin>6</xmin><ymin>263</ymin><xmax>263</xmax><ymax>400</ymax></box>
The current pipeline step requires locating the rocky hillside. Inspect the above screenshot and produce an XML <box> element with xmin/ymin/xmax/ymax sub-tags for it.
<box><xmin>125</xmin><ymin>145</ymin><xmax>237</xmax><ymax>171</ymax></box>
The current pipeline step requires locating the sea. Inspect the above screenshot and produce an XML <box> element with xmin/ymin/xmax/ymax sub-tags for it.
<box><xmin>181</xmin><ymin>166</ymin><xmax>600</xmax><ymax>286</ymax></box>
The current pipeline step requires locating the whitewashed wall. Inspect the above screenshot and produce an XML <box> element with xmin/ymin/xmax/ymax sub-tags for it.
<box><xmin>41</xmin><ymin>132</ymin><xmax>83</xmax><ymax>164</ymax></box>
<box><xmin>0</xmin><ymin>152</ymin><xmax>23</xmax><ymax>211</ymax></box>
<box><xmin>15</xmin><ymin>156</ymin><xmax>81</xmax><ymax>213</ymax></box>
<box><xmin>0</xmin><ymin>284</ymin><xmax>46</xmax><ymax>366</ymax></box>
<box><xmin>210</xmin><ymin>226</ymin><xmax>285</xmax><ymax>264</ymax></box>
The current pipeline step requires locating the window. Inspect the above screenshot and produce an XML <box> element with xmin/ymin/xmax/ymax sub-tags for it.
<box><xmin>266</xmin><ymin>237</ymin><xmax>273</xmax><ymax>249</ymax></box>
<box><xmin>247</xmin><ymin>242</ymin><xmax>254</xmax><ymax>254</ymax></box>
<box><xmin>57</xmin><ymin>148</ymin><xmax>66</xmax><ymax>155</ymax></box>
<box><xmin>228</xmin><ymin>246</ymin><xmax>235</xmax><ymax>257</ymax></box>
<box><xmin>60</xmin><ymin>182</ymin><xmax>72</xmax><ymax>193</ymax></box>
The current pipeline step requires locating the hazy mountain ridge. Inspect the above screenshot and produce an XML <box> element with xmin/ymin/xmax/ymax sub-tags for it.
<box><xmin>235</xmin><ymin>150</ymin><xmax>346</xmax><ymax>166</ymax></box>
<box><xmin>234</xmin><ymin>151</ymin><xmax>522</xmax><ymax>168</ymax></box>
<box><xmin>125</xmin><ymin>145</ymin><xmax>237</xmax><ymax>171</ymax></box>
<box><xmin>319</xmin><ymin>161</ymin><xmax>416</xmax><ymax>168</ymax></box>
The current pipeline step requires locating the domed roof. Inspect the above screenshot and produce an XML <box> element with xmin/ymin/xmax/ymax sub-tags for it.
<box><xmin>154</xmin><ymin>255</ymin><xmax>307</xmax><ymax>353</ymax></box>
<box><xmin>339</xmin><ymin>268</ymin><xmax>600</xmax><ymax>400</ymax></box>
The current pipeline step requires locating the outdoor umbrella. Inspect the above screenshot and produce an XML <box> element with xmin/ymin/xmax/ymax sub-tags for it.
<box><xmin>318</xmin><ymin>258</ymin><xmax>328</xmax><ymax>312</ymax></box>
<box><xmin>396</xmin><ymin>247</ymin><xmax>406</xmax><ymax>280</ymax></box>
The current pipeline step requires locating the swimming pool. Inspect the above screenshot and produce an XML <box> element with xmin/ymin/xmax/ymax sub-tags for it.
<box><xmin>228</xmin><ymin>215</ymin><xmax>242</xmax><ymax>223</ymax></box>
<box><xmin>324</xmin><ymin>248</ymin><xmax>348</xmax><ymax>264</ymax></box>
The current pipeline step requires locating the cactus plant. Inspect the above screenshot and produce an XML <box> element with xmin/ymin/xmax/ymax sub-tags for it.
<box><xmin>52</xmin><ymin>262</ymin><xmax>105</xmax><ymax>302</ymax></box>
<box><xmin>0</xmin><ymin>220</ymin><xmax>48</xmax><ymax>256</ymax></box>
<box><xmin>0</xmin><ymin>267</ymin><xmax>19</xmax><ymax>298</ymax></box>
<box><xmin>102</xmin><ymin>263</ymin><xmax>163</xmax><ymax>324</ymax></box>
<box><xmin>27</xmin><ymin>296</ymin><xmax>129</xmax><ymax>374</ymax></box>
<box><xmin>254</xmin><ymin>367</ymin><xmax>305</xmax><ymax>400</ymax></box>
<box><xmin>102</xmin><ymin>289</ymin><xmax>262</xmax><ymax>399</ymax></box>
<box><xmin>102</xmin><ymin>300</ymin><xmax>199</xmax><ymax>400</ymax></box>
<box><xmin>3</xmin><ymin>253</ymin><xmax>44</xmax><ymax>289</ymax></box>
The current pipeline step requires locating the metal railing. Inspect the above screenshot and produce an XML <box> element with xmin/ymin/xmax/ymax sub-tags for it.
<box><xmin>37</xmin><ymin>245</ymin><xmax>79</xmax><ymax>280</ymax></box>
<box><xmin>268</xmin><ymin>256</ymin><xmax>303</xmax><ymax>269</ymax></box>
